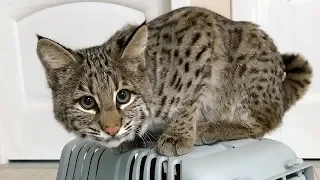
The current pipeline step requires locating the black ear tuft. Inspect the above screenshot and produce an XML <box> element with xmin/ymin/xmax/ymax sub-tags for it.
<box><xmin>125</xmin><ymin>20</ymin><xmax>148</xmax><ymax>48</ymax></box>
<box><xmin>36</xmin><ymin>34</ymin><xmax>45</xmax><ymax>41</ymax></box>
<box><xmin>121</xmin><ymin>21</ymin><xmax>148</xmax><ymax>59</ymax></box>
<box><xmin>37</xmin><ymin>38</ymin><xmax>77</xmax><ymax>70</ymax></box>
<box><xmin>36</xmin><ymin>35</ymin><xmax>73</xmax><ymax>53</ymax></box>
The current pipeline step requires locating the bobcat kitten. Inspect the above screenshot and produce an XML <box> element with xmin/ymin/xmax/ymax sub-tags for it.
<box><xmin>36</xmin><ymin>7</ymin><xmax>312</xmax><ymax>156</ymax></box>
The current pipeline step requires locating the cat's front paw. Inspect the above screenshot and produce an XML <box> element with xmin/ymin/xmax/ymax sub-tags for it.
<box><xmin>157</xmin><ymin>134</ymin><xmax>194</xmax><ymax>156</ymax></box>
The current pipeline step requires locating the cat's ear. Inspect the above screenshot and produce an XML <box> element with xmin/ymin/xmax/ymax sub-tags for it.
<box><xmin>36</xmin><ymin>35</ymin><xmax>77</xmax><ymax>71</ymax></box>
<box><xmin>121</xmin><ymin>21</ymin><xmax>148</xmax><ymax>58</ymax></box>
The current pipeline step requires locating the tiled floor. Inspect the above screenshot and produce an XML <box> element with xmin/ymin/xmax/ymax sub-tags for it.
<box><xmin>0</xmin><ymin>161</ymin><xmax>319</xmax><ymax>180</ymax></box>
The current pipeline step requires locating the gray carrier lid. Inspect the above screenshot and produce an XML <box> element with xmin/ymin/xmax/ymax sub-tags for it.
<box><xmin>57</xmin><ymin>138</ymin><xmax>314</xmax><ymax>180</ymax></box>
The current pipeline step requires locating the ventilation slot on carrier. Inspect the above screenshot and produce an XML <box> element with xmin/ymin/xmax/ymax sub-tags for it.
<box><xmin>174</xmin><ymin>164</ymin><xmax>181</xmax><ymax>180</ymax></box>
<box><xmin>162</xmin><ymin>160</ymin><xmax>168</xmax><ymax>180</ymax></box>
<box><xmin>150</xmin><ymin>158</ymin><xmax>157</xmax><ymax>180</ymax></box>
<box><xmin>286</xmin><ymin>170</ymin><xmax>306</xmax><ymax>179</ymax></box>
<box><xmin>286</xmin><ymin>172</ymin><xmax>297</xmax><ymax>179</ymax></box>
<box><xmin>159</xmin><ymin>160</ymin><xmax>181</xmax><ymax>180</ymax></box>
<box><xmin>275</xmin><ymin>169</ymin><xmax>307</xmax><ymax>180</ymax></box>
<box><xmin>139</xmin><ymin>156</ymin><xmax>148</xmax><ymax>180</ymax></box>
<box><xmin>129</xmin><ymin>154</ymin><xmax>136</xmax><ymax>180</ymax></box>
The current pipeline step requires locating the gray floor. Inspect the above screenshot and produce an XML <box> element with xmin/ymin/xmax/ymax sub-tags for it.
<box><xmin>0</xmin><ymin>160</ymin><xmax>319</xmax><ymax>180</ymax></box>
<box><xmin>307</xmin><ymin>160</ymin><xmax>320</xmax><ymax>180</ymax></box>
<box><xmin>307</xmin><ymin>160</ymin><xmax>320</xmax><ymax>168</ymax></box>
<box><xmin>0</xmin><ymin>162</ymin><xmax>58</xmax><ymax>180</ymax></box>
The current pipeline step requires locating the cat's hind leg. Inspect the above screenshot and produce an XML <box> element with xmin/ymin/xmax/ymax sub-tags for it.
<box><xmin>195</xmin><ymin>120</ymin><xmax>265</xmax><ymax>145</ymax></box>
<box><xmin>195</xmin><ymin>105</ymin><xmax>282</xmax><ymax>145</ymax></box>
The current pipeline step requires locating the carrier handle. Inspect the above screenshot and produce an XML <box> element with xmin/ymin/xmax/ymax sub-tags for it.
<box><xmin>285</xmin><ymin>158</ymin><xmax>304</xmax><ymax>169</ymax></box>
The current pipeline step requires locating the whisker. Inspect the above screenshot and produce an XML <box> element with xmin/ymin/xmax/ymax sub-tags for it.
<box><xmin>145</xmin><ymin>131</ymin><xmax>157</xmax><ymax>141</ymax></box>
<box><xmin>143</xmin><ymin>133</ymin><xmax>152</xmax><ymax>142</ymax></box>
<box><xmin>93</xmin><ymin>136</ymin><xmax>104</xmax><ymax>141</ymax></box>
<box><xmin>118</xmin><ymin>131</ymin><xmax>130</xmax><ymax>138</ymax></box>
<box><xmin>123</xmin><ymin>121</ymin><xmax>131</xmax><ymax>128</ymax></box>
<box><xmin>125</xmin><ymin>125</ymin><xmax>132</xmax><ymax>131</ymax></box>
<box><xmin>88</xmin><ymin>127</ymin><xmax>99</xmax><ymax>133</ymax></box>
<box><xmin>86</xmin><ymin>132</ymin><xmax>100</xmax><ymax>136</ymax></box>
<box><xmin>131</xmin><ymin>121</ymin><xmax>143</xmax><ymax>127</ymax></box>
<box><xmin>133</xmin><ymin>132</ymin><xmax>147</xmax><ymax>148</ymax></box>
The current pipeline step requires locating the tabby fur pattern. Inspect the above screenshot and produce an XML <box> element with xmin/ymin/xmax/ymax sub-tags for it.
<box><xmin>36</xmin><ymin>7</ymin><xmax>313</xmax><ymax>156</ymax></box>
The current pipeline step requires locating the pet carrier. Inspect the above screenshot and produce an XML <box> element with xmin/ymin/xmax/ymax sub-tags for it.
<box><xmin>56</xmin><ymin>138</ymin><xmax>314</xmax><ymax>180</ymax></box>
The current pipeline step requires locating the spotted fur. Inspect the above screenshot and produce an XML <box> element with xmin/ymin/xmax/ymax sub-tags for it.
<box><xmin>36</xmin><ymin>7</ymin><xmax>312</xmax><ymax>156</ymax></box>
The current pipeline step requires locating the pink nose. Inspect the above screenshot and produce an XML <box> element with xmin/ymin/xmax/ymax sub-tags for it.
<box><xmin>104</xmin><ymin>126</ymin><xmax>120</xmax><ymax>136</ymax></box>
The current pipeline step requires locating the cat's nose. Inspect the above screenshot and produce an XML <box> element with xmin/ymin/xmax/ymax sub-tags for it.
<box><xmin>104</xmin><ymin>126</ymin><xmax>120</xmax><ymax>136</ymax></box>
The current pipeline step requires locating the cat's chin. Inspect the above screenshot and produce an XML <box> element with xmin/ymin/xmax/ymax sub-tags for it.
<box><xmin>100</xmin><ymin>139</ymin><xmax>123</xmax><ymax>148</ymax></box>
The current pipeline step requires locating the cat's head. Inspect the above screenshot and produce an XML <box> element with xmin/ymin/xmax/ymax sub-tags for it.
<box><xmin>36</xmin><ymin>22</ymin><xmax>153</xmax><ymax>147</ymax></box>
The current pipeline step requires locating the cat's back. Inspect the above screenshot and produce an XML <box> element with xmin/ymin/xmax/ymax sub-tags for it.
<box><xmin>147</xmin><ymin>6</ymin><xmax>233</xmax><ymax>27</ymax></box>
<box><xmin>144</xmin><ymin>7</ymin><xmax>236</xmax><ymax>84</ymax></box>
<box><xmin>145</xmin><ymin>6</ymin><xmax>235</xmax><ymax>49</ymax></box>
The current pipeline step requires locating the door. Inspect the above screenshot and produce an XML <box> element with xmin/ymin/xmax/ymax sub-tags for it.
<box><xmin>232</xmin><ymin>0</ymin><xmax>320</xmax><ymax>158</ymax></box>
<box><xmin>0</xmin><ymin>0</ymin><xmax>186</xmax><ymax>162</ymax></box>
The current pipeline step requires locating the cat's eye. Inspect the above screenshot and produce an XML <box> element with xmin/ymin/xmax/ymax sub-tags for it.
<box><xmin>80</xmin><ymin>96</ymin><xmax>96</xmax><ymax>110</ymax></box>
<box><xmin>116</xmin><ymin>89</ymin><xmax>131</xmax><ymax>105</ymax></box>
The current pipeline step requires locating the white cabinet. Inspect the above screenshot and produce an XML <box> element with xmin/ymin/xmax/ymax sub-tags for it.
<box><xmin>233</xmin><ymin>0</ymin><xmax>320</xmax><ymax>158</ymax></box>
<box><xmin>0</xmin><ymin>0</ymin><xmax>188</xmax><ymax>163</ymax></box>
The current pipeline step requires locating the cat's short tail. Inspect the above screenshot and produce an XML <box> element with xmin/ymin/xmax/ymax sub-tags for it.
<box><xmin>282</xmin><ymin>53</ymin><xmax>313</xmax><ymax>111</ymax></box>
